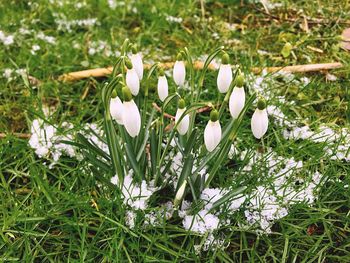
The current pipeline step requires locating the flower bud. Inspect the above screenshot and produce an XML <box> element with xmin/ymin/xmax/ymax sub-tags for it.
<box><xmin>174</xmin><ymin>180</ymin><xmax>187</xmax><ymax>207</ymax></box>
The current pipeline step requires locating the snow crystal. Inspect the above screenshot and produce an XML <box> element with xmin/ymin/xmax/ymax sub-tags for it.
<box><xmin>28</xmin><ymin>119</ymin><xmax>76</xmax><ymax>166</ymax></box>
<box><xmin>0</xmin><ymin>30</ymin><xmax>14</xmax><ymax>46</ymax></box>
<box><xmin>183</xmin><ymin>209</ymin><xmax>220</xmax><ymax>234</ymax></box>
<box><xmin>111</xmin><ymin>171</ymin><xmax>157</xmax><ymax>210</ymax></box>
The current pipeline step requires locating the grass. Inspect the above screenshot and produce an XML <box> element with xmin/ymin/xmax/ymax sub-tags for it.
<box><xmin>1</xmin><ymin>0</ymin><xmax>350</xmax><ymax>261</ymax></box>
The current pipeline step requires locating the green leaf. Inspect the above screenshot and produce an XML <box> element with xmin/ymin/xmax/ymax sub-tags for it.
<box><xmin>150</xmin><ymin>128</ymin><xmax>158</xmax><ymax>177</ymax></box>
<box><xmin>281</xmin><ymin>42</ymin><xmax>293</xmax><ymax>58</ymax></box>
<box><xmin>209</xmin><ymin>186</ymin><xmax>246</xmax><ymax>213</ymax></box>
<box><xmin>175</xmin><ymin>154</ymin><xmax>194</xmax><ymax>193</ymax></box>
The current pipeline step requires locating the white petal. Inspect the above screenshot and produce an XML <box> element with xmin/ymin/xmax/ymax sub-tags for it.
<box><xmin>123</xmin><ymin>100</ymin><xmax>141</xmax><ymax>137</ymax></box>
<box><xmin>110</xmin><ymin>96</ymin><xmax>124</xmax><ymax>125</ymax></box>
<box><xmin>229</xmin><ymin>87</ymin><xmax>245</xmax><ymax>119</ymax></box>
<box><xmin>251</xmin><ymin>108</ymin><xmax>268</xmax><ymax>139</ymax></box>
<box><xmin>130</xmin><ymin>53</ymin><xmax>143</xmax><ymax>80</ymax></box>
<box><xmin>175</xmin><ymin>180</ymin><xmax>187</xmax><ymax>205</ymax></box>
<box><xmin>173</xmin><ymin>61</ymin><xmax>186</xmax><ymax>86</ymax></box>
<box><xmin>175</xmin><ymin>108</ymin><xmax>189</xmax><ymax>135</ymax></box>
<box><xmin>126</xmin><ymin>69</ymin><xmax>140</xmax><ymax>96</ymax></box>
<box><xmin>157</xmin><ymin>75</ymin><xmax>168</xmax><ymax>102</ymax></box>
<box><xmin>204</xmin><ymin>120</ymin><xmax>222</xmax><ymax>152</ymax></box>
<box><xmin>217</xmin><ymin>64</ymin><xmax>232</xmax><ymax>93</ymax></box>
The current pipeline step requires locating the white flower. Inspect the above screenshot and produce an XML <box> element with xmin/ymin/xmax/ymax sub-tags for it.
<box><xmin>217</xmin><ymin>64</ymin><xmax>232</xmax><ymax>93</ymax></box>
<box><xmin>110</xmin><ymin>96</ymin><xmax>124</xmax><ymax>125</ymax></box>
<box><xmin>126</xmin><ymin>68</ymin><xmax>140</xmax><ymax>96</ymax></box>
<box><xmin>229</xmin><ymin>87</ymin><xmax>245</xmax><ymax>118</ymax></box>
<box><xmin>123</xmin><ymin>100</ymin><xmax>141</xmax><ymax>137</ymax></box>
<box><xmin>204</xmin><ymin>120</ymin><xmax>222</xmax><ymax>152</ymax></box>
<box><xmin>175</xmin><ymin>180</ymin><xmax>187</xmax><ymax>207</ymax></box>
<box><xmin>157</xmin><ymin>75</ymin><xmax>168</xmax><ymax>102</ymax></box>
<box><xmin>175</xmin><ymin>108</ymin><xmax>189</xmax><ymax>135</ymax></box>
<box><xmin>251</xmin><ymin>108</ymin><xmax>268</xmax><ymax>139</ymax></box>
<box><xmin>130</xmin><ymin>53</ymin><xmax>143</xmax><ymax>80</ymax></box>
<box><xmin>173</xmin><ymin>60</ymin><xmax>186</xmax><ymax>86</ymax></box>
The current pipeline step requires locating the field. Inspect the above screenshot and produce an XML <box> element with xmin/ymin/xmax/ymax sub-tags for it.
<box><xmin>1</xmin><ymin>0</ymin><xmax>350</xmax><ymax>262</ymax></box>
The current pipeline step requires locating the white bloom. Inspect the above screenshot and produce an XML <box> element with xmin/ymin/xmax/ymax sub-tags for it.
<box><xmin>110</xmin><ymin>96</ymin><xmax>124</xmax><ymax>125</ymax></box>
<box><xmin>204</xmin><ymin>120</ymin><xmax>222</xmax><ymax>152</ymax></box>
<box><xmin>173</xmin><ymin>60</ymin><xmax>186</xmax><ymax>86</ymax></box>
<box><xmin>175</xmin><ymin>180</ymin><xmax>187</xmax><ymax>206</ymax></box>
<box><xmin>157</xmin><ymin>75</ymin><xmax>168</xmax><ymax>102</ymax></box>
<box><xmin>126</xmin><ymin>68</ymin><xmax>140</xmax><ymax>96</ymax></box>
<box><xmin>217</xmin><ymin>64</ymin><xmax>232</xmax><ymax>93</ymax></box>
<box><xmin>251</xmin><ymin>108</ymin><xmax>268</xmax><ymax>139</ymax></box>
<box><xmin>229</xmin><ymin>87</ymin><xmax>245</xmax><ymax>118</ymax></box>
<box><xmin>130</xmin><ymin>53</ymin><xmax>143</xmax><ymax>80</ymax></box>
<box><xmin>123</xmin><ymin>100</ymin><xmax>141</xmax><ymax>137</ymax></box>
<box><xmin>175</xmin><ymin>108</ymin><xmax>189</xmax><ymax>135</ymax></box>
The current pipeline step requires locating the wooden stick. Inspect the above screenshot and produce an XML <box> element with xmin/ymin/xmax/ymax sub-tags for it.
<box><xmin>152</xmin><ymin>102</ymin><xmax>175</xmax><ymax>120</ymax></box>
<box><xmin>251</xmin><ymin>62</ymin><xmax>343</xmax><ymax>74</ymax></box>
<box><xmin>59</xmin><ymin>61</ymin><xmax>216</xmax><ymax>82</ymax></box>
<box><xmin>0</xmin><ymin>133</ymin><xmax>31</xmax><ymax>139</ymax></box>
<box><xmin>59</xmin><ymin>62</ymin><xmax>343</xmax><ymax>82</ymax></box>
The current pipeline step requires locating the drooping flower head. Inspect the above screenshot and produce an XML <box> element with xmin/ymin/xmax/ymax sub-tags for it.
<box><xmin>157</xmin><ymin>67</ymin><xmax>168</xmax><ymax>102</ymax></box>
<box><xmin>217</xmin><ymin>52</ymin><xmax>232</xmax><ymax>93</ymax></box>
<box><xmin>251</xmin><ymin>97</ymin><xmax>268</xmax><ymax>139</ymax></box>
<box><xmin>125</xmin><ymin>58</ymin><xmax>140</xmax><ymax>96</ymax></box>
<box><xmin>130</xmin><ymin>45</ymin><xmax>143</xmax><ymax>80</ymax></box>
<box><xmin>229</xmin><ymin>73</ymin><xmax>245</xmax><ymax>119</ymax></box>
<box><xmin>175</xmin><ymin>98</ymin><xmax>189</xmax><ymax>135</ymax></box>
<box><xmin>173</xmin><ymin>52</ymin><xmax>186</xmax><ymax>87</ymax></box>
<box><xmin>110</xmin><ymin>89</ymin><xmax>124</xmax><ymax>125</ymax></box>
<box><xmin>204</xmin><ymin>109</ymin><xmax>222</xmax><ymax>152</ymax></box>
<box><xmin>122</xmin><ymin>86</ymin><xmax>141</xmax><ymax>137</ymax></box>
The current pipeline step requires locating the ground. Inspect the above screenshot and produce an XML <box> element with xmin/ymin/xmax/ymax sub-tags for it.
<box><xmin>0</xmin><ymin>0</ymin><xmax>350</xmax><ymax>262</ymax></box>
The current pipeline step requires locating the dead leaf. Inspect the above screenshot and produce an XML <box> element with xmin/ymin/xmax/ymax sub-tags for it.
<box><xmin>307</xmin><ymin>224</ymin><xmax>317</xmax><ymax>236</ymax></box>
<box><xmin>340</xmin><ymin>28</ymin><xmax>350</xmax><ymax>51</ymax></box>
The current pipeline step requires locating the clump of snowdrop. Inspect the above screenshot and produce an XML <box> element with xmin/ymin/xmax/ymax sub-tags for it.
<box><xmin>25</xmin><ymin>40</ymin><xmax>333</xmax><ymax>248</ymax></box>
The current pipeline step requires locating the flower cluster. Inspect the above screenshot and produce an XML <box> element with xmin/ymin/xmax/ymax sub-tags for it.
<box><xmin>81</xmin><ymin>40</ymin><xmax>272</xmax><ymax>219</ymax></box>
